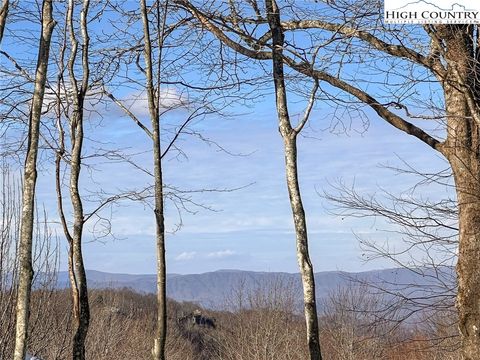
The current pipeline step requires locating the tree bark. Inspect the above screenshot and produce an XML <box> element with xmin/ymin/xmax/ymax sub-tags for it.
<box><xmin>444</xmin><ymin>80</ymin><xmax>480</xmax><ymax>360</ymax></box>
<box><xmin>439</xmin><ymin>24</ymin><xmax>480</xmax><ymax>360</ymax></box>
<box><xmin>443</xmin><ymin>100</ymin><xmax>480</xmax><ymax>359</ymax></box>
<box><xmin>446</xmin><ymin>92</ymin><xmax>480</xmax><ymax>359</ymax></box>
<box><xmin>139</xmin><ymin>1</ymin><xmax>167</xmax><ymax>359</ymax></box>
<box><xmin>0</xmin><ymin>0</ymin><xmax>8</xmax><ymax>44</ymax></box>
<box><xmin>284</xmin><ymin>137</ymin><xmax>323</xmax><ymax>360</ymax></box>
<box><xmin>452</xmin><ymin>165</ymin><xmax>480</xmax><ymax>360</ymax></box>
<box><xmin>65</xmin><ymin>0</ymin><xmax>91</xmax><ymax>358</ymax></box>
<box><xmin>265</xmin><ymin>1</ymin><xmax>322</xmax><ymax>359</ymax></box>
<box><xmin>13</xmin><ymin>1</ymin><xmax>55</xmax><ymax>359</ymax></box>
<box><xmin>69</xmin><ymin>109</ymin><xmax>90</xmax><ymax>360</ymax></box>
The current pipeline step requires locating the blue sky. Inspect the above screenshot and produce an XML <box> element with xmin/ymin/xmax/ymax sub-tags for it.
<box><xmin>29</xmin><ymin>90</ymin><xmax>451</xmax><ymax>275</ymax></box>
<box><xmin>2</xmin><ymin>2</ymin><xmax>454</xmax><ymax>276</ymax></box>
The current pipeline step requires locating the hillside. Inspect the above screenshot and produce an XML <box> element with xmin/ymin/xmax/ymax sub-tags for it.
<box><xmin>53</xmin><ymin>267</ymin><xmax>456</xmax><ymax>308</ymax></box>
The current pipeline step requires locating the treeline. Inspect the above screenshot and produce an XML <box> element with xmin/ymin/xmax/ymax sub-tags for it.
<box><xmin>0</xmin><ymin>285</ymin><xmax>461</xmax><ymax>360</ymax></box>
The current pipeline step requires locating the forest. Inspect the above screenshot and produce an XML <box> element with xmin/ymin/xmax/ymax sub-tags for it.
<box><xmin>0</xmin><ymin>0</ymin><xmax>478</xmax><ymax>359</ymax></box>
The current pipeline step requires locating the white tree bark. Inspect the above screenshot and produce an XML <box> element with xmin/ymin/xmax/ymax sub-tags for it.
<box><xmin>265</xmin><ymin>1</ymin><xmax>322</xmax><ymax>359</ymax></box>
<box><xmin>139</xmin><ymin>1</ymin><xmax>168</xmax><ymax>359</ymax></box>
<box><xmin>0</xmin><ymin>0</ymin><xmax>8</xmax><ymax>44</ymax></box>
<box><xmin>13</xmin><ymin>1</ymin><xmax>55</xmax><ymax>359</ymax></box>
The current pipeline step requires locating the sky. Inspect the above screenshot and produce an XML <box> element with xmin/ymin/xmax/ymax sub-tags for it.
<box><xmin>28</xmin><ymin>91</ymin><xmax>451</xmax><ymax>275</ymax></box>
<box><xmin>1</xmin><ymin>1</ymin><xmax>455</xmax><ymax>276</ymax></box>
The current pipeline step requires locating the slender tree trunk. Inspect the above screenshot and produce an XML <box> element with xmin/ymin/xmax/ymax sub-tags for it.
<box><xmin>140</xmin><ymin>1</ymin><xmax>167</xmax><ymax>358</ymax></box>
<box><xmin>13</xmin><ymin>1</ymin><xmax>55</xmax><ymax>359</ymax></box>
<box><xmin>56</xmin><ymin>135</ymin><xmax>83</xmax><ymax>359</ymax></box>
<box><xmin>265</xmin><ymin>1</ymin><xmax>322</xmax><ymax>359</ymax></box>
<box><xmin>53</xmin><ymin>17</ymin><xmax>89</xmax><ymax>358</ymax></box>
<box><xmin>284</xmin><ymin>137</ymin><xmax>322</xmax><ymax>360</ymax></box>
<box><xmin>152</xmin><ymin>118</ymin><xmax>167</xmax><ymax>360</ymax></box>
<box><xmin>0</xmin><ymin>0</ymin><xmax>8</xmax><ymax>44</ymax></box>
<box><xmin>69</xmin><ymin>108</ymin><xmax>90</xmax><ymax>360</ymax></box>
<box><xmin>66</xmin><ymin>0</ymin><xmax>90</xmax><ymax>358</ymax></box>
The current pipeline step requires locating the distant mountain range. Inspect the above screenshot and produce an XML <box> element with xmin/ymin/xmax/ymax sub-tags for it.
<box><xmin>52</xmin><ymin>267</ymin><xmax>456</xmax><ymax>309</ymax></box>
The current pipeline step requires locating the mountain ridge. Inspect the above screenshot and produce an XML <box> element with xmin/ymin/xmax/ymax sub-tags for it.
<box><xmin>50</xmin><ymin>266</ymin><xmax>455</xmax><ymax>308</ymax></box>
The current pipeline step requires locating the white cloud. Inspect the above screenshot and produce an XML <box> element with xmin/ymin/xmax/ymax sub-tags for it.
<box><xmin>174</xmin><ymin>251</ymin><xmax>197</xmax><ymax>261</ymax></box>
<box><xmin>41</xmin><ymin>87</ymin><xmax>185</xmax><ymax>120</ymax></box>
<box><xmin>206</xmin><ymin>249</ymin><xmax>237</xmax><ymax>259</ymax></box>
<box><xmin>104</xmin><ymin>88</ymin><xmax>185</xmax><ymax>121</ymax></box>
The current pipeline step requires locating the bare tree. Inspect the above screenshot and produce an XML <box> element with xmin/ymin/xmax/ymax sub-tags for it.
<box><xmin>176</xmin><ymin>1</ymin><xmax>322</xmax><ymax>358</ymax></box>
<box><xmin>321</xmin><ymin>284</ymin><xmax>391</xmax><ymax>360</ymax></box>
<box><xmin>320</xmin><ymin>161</ymin><xmax>460</xmax><ymax>353</ymax></box>
<box><xmin>0</xmin><ymin>1</ymin><xmax>111</xmax><ymax>358</ymax></box>
<box><xmin>0</xmin><ymin>164</ymin><xmax>66</xmax><ymax>360</ymax></box>
<box><xmin>139</xmin><ymin>1</ymin><xmax>168</xmax><ymax>358</ymax></box>
<box><xmin>169</xmin><ymin>2</ymin><xmax>480</xmax><ymax>358</ymax></box>
<box><xmin>51</xmin><ymin>0</ymin><xmax>92</xmax><ymax>358</ymax></box>
<box><xmin>276</xmin><ymin>17</ymin><xmax>479</xmax><ymax>360</ymax></box>
<box><xmin>0</xmin><ymin>164</ymin><xmax>21</xmax><ymax>359</ymax></box>
<box><xmin>102</xmin><ymin>1</ymin><xmax>242</xmax><ymax>357</ymax></box>
<box><xmin>265</xmin><ymin>1</ymin><xmax>322</xmax><ymax>358</ymax></box>
<box><xmin>275</xmin><ymin>18</ymin><xmax>480</xmax><ymax>360</ymax></box>
<box><xmin>218</xmin><ymin>278</ymin><xmax>308</xmax><ymax>360</ymax></box>
<box><xmin>13</xmin><ymin>1</ymin><xmax>55</xmax><ymax>359</ymax></box>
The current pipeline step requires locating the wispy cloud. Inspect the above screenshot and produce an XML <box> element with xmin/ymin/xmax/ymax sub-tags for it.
<box><xmin>108</xmin><ymin>88</ymin><xmax>185</xmax><ymax>119</ymax></box>
<box><xmin>174</xmin><ymin>250</ymin><xmax>239</xmax><ymax>261</ymax></box>
<box><xmin>41</xmin><ymin>87</ymin><xmax>185</xmax><ymax>121</ymax></box>
<box><xmin>206</xmin><ymin>249</ymin><xmax>237</xmax><ymax>259</ymax></box>
<box><xmin>175</xmin><ymin>251</ymin><xmax>197</xmax><ymax>261</ymax></box>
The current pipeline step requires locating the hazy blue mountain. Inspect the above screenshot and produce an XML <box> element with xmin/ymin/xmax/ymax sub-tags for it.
<box><xmin>52</xmin><ymin>266</ymin><xmax>455</xmax><ymax>308</ymax></box>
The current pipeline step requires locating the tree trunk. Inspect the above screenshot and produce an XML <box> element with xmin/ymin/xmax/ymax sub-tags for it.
<box><xmin>152</xmin><ymin>124</ymin><xmax>167</xmax><ymax>360</ymax></box>
<box><xmin>284</xmin><ymin>136</ymin><xmax>323</xmax><ymax>360</ymax></box>
<box><xmin>444</xmin><ymin>86</ymin><xmax>480</xmax><ymax>359</ymax></box>
<box><xmin>70</xmin><ymin>109</ymin><xmax>90</xmax><ymax>360</ymax></box>
<box><xmin>452</xmin><ymin>167</ymin><xmax>480</xmax><ymax>360</ymax></box>
<box><xmin>265</xmin><ymin>1</ymin><xmax>322</xmax><ymax>359</ymax></box>
<box><xmin>65</xmin><ymin>1</ymin><xmax>90</xmax><ymax>357</ymax></box>
<box><xmin>139</xmin><ymin>1</ymin><xmax>167</xmax><ymax>358</ymax></box>
<box><xmin>13</xmin><ymin>1</ymin><xmax>55</xmax><ymax>359</ymax></box>
<box><xmin>439</xmin><ymin>25</ymin><xmax>480</xmax><ymax>360</ymax></box>
<box><xmin>0</xmin><ymin>0</ymin><xmax>8</xmax><ymax>44</ymax></box>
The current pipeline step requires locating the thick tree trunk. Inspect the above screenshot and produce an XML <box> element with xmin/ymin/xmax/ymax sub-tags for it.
<box><xmin>265</xmin><ymin>1</ymin><xmax>322</xmax><ymax>359</ymax></box>
<box><xmin>445</xmin><ymin>86</ymin><xmax>480</xmax><ymax>359</ymax></box>
<box><xmin>13</xmin><ymin>1</ymin><xmax>55</xmax><ymax>359</ymax></box>
<box><xmin>440</xmin><ymin>25</ymin><xmax>480</xmax><ymax>360</ymax></box>
<box><xmin>453</xmin><ymin>168</ymin><xmax>480</xmax><ymax>360</ymax></box>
